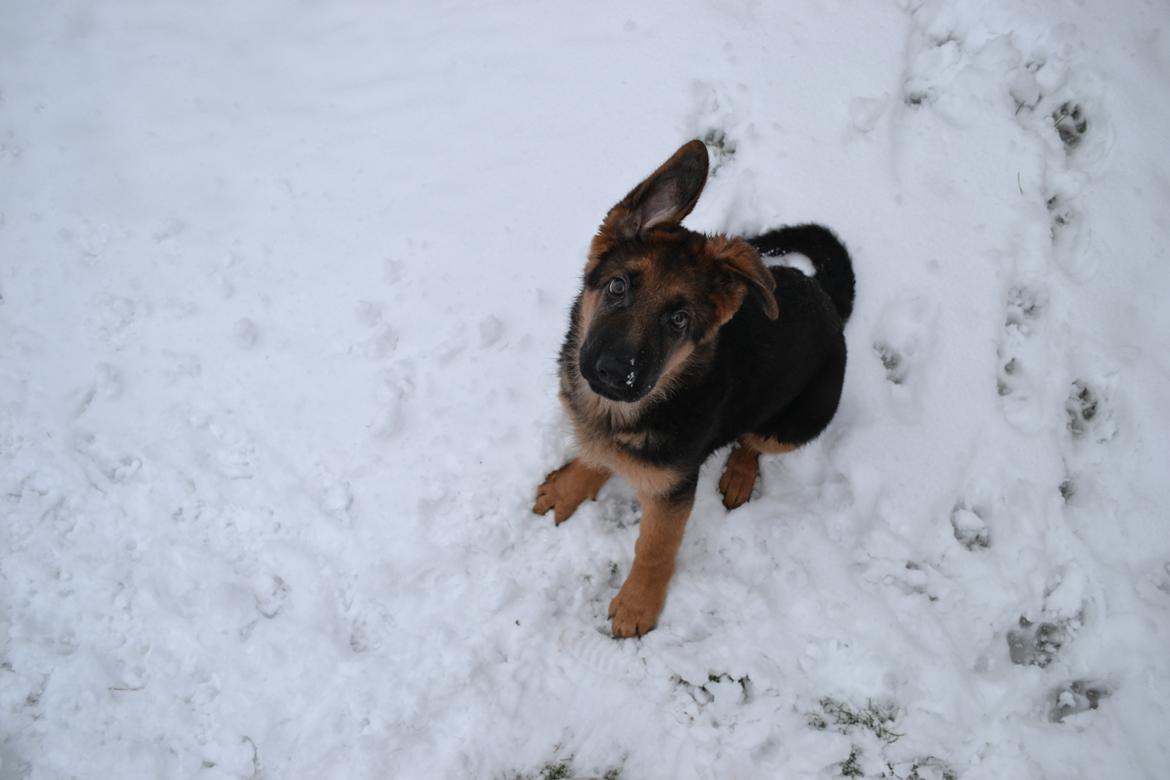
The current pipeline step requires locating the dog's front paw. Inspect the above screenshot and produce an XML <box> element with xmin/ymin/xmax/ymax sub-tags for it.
<box><xmin>608</xmin><ymin>578</ymin><xmax>666</xmax><ymax>638</ymax></box>
<box><xmin>533</xmin><ymin>459</ymin><xmax>609</xmax><ymax>525</ymax></box>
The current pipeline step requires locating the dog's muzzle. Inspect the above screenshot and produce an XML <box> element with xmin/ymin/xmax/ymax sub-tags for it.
<box><xmin>580</xmin><ymin>346</ymin><xmax>649</xmax><ymax>402</ymax></box>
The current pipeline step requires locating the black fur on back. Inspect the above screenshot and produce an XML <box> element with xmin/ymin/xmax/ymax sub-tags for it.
<box><xmin>748</xmin><ymin>224</ymin><xmax>855</xmax><ymax>322</ymax></box>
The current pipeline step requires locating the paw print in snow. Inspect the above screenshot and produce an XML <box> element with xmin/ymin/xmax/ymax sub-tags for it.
<box><xmin>1046</xmin><ymin>194</ymin><xmax>1077</xmax><ymax>242</ymax></box>
<box><xmin>1007</xmin><ymin>616</ymin><xmax>1071</xmax><ymax>668</ymax></box>
<box><xmin>234</xmin><ymin>318</ymin><xmax>259</xmax><ymax>349</ymax></box>
<box><xmin>871</xmin><ymin>295</ymin><xmax>936</xmax><ymax>407</ymax></box>
<box><xmin>997</xmin><ymin>283</ymin><xmax>1052</xmax><ymax>432</ymax></box>
<box><xmin>253</xmin><ymin>573</ymin><xmax>289</xmax><ymax>619</ymax></box>
<box><xmin>1065</xmin><ymin>379</ymin><xmax>1115</xmax><ymax>443</ymax></box>
<box><xmin>1049</xmin><ymin>679</ymin><xmax>1109</xmax><ymax>722</ymax></box>
<box><xmin>689</xmin><ymin>82</ymin><xmax>742</xmax><ymax>177</ymax></box>
<box><xmin>702</xmin><ymin>128</ymin><xmax>737</xmax><ymax>176</ymax></box>
<box><xmin>369</xmin><ymin>365</ymin><xmax>414</xmax><ymax>439</ymax></box>
<box><xmin>1052</xmin><ymin>101</ymin><xmax>1088</xmax><ymax>151</ymax></box>
<box><xmin>950</xmin><ymin>504</ymin><xmax>989</xmax><ymax>550</ymax></box>
<box><xmin>203</xmin><ymin>419</ymin><xmax>258</xmax><ymax>480</ymax></box>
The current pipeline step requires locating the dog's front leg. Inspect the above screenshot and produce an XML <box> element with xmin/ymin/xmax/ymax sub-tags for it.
<box><xmin>609</xmin><ymin>483</ymin><xmax>695</xmax><ymax>638</ymax></box>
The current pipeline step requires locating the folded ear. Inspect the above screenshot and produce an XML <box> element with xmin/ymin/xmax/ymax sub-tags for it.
<box><xmin>603</xmin><ymin>140</ymin><xmax>709</xmax><ymax>241</ymax></box>
<box><xmin>708</xmin><ymin>235</ymin><xmax>779</xmax><ymax>321</ymax></box>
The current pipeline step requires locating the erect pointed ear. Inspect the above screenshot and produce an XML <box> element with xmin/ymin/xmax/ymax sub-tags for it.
<box><xmin>603</xmin><ymin>140</ymin><xmax>709</xmax><ymax>241</ymax></box>
<box><xmin>708</xmin><ymin>235</ymin><xmax>779</xmax><ymax>321</ymax></box>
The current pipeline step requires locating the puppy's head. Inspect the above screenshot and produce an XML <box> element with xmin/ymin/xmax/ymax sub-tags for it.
<box><xmin>576</xmin><ymin>140</ymin><xmax>779</xmax><ymax>404</ymax></box>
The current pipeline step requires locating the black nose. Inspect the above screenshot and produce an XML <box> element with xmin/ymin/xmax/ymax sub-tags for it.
<box><xmin>594</xmin><ymin>352</ymin><xmax>636</xmax><ymax>391</ymax></box>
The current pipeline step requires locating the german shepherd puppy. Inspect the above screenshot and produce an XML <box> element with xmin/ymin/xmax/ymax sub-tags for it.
<box><xmin>534</xmin><ymin>139</ymin><xmax>855</xmax><ymax>637</ymax></box>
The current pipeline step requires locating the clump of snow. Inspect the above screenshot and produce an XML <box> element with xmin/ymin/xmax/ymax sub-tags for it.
<box><xmin>2</xmin><ymin>1</ymin><xmax>1169</xmax><ymax>778</ymax></box>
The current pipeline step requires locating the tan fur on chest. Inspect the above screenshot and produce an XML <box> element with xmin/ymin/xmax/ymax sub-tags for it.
<box><xmin>576</xmin><ymin>433</ymin><xmax>680</xmax><ymax>496</ymax></box>
<box><xmin>559</xmin><ymin>379</ymin><xmax>682</xmax><ymax>496</ymax></box>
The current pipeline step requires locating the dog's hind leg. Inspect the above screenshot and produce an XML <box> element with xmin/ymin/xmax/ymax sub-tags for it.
<box><xmin>720</xmin><ymin>343</ymin><xmax>846</xmax><ymax>510</ymax></box>
<box><xmin>718</xmin><ymin>435</ymin><xmax>798</xmax><ymax>510</ymax></box>
<box><xmin>534</xmin><ymin>458</ymin><xmax>611</xmax><ymax>525</ymax></box>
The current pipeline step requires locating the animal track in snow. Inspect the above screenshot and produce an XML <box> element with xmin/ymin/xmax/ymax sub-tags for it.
<box><xmin>702</xmin><ymin>128</ymin><xmax>737</xmax><ymax>176</ymax></box>
<box><xmin>313</xmin><ymin>464</ymin><xmax>354</xmax><ymax>521</ymax></box>
<box><xmin>477</xmin><ymin>315</ymin><xmax>504</xmax><ymax>348</ymax></box>
<box><xmin>1006</xmin><ymin>615</ymin><xmax>1073</xmax><ymax>668</ymax></box>
<box><xmin>91</xmin><ymin>294</ymin><xmax>140</xmax><ymax>347</ymax></box>
<box><xmin>848</xmin><ymin>95</ymin><xmax>889</xmax><ymax>133</ymax></box>
<box><xmin>996</xmin><ymin>283</ymin><xmax>1050</xmax><ymax>431</ymax></box>
<box><xmin>1052</xmin><ymin>101</ymin><xmax>1089</xmax><ymax>151</ymax></box>
<box><xmin>950</xmin><ymin>504</ymin><xmax>989</xmax><ymax>550</ymax></box>
<box><xmin>252</xmin><ymin>573</ymin><xmax>290</xmax><ymax>619</ymax></box>
<box><xmin>556</xmin><ymin>626</ymin><xmax>643</xmax><ymax>683</ymax></box>
<box><xmin>690</xmin><ymin>82</ymin><xmax>742</xmax><ymax>177</ymax></box>
<box><xmin>871</xmin><ymin>295</ymin><xmax>935</xmax><ymax>399</ymax></box>
<box><xmin>187</xmin><ymin>416</ymin><xmax>259</xmax><ymax>480</ymax></box>
<box><xmin>1008</xmin><ymin>567</ymin><xmax>1090</xmax><ymax>668</ymax></box>
<box><xmin>1049</xmin><ymin>679</ymin><xmax>1109</xmax><ymax>723</ymax></box>
<box><xmin>1045</xmin><ymin>194</ymin><xmax>1077</xmax><ymax>242</ymax></box>
<box><xmin>899</xmin><ymin>6</ymin><xmax>970</xmax><ymax>113</ymax></box>
<box><xmin>369</xmin><ymin>365</ymin><xmax>414</xmax><ymax>439</ymax></box>
<box><xmin>670</xmin><ymin>673</ymin><xmax>751</xmax><ymax>724</ymax></box>
<box><xmin>1065</xmin><ymin>379</ymin><xmax>1116</xmax><ymax>443</ymax></box>
<box><xmin>162</xmin><ymin>350</ymin><xmax>202</xmax><ymax>383</ymax></box>
<box><xmin>351</xmin><ymin>301</ymin><xmax>398</xmax><ymax>359</ymax></box>
<box><xmin>234</xmin><ymin>318</ymin><xmax>258</xmax><ymax>349</ymax></box>
<box><xmin>71</xmin><ymin>430</ymin><xmax>142</xmax><ymax>484</ymax></box>
<box><xmin>597</xmin><ymin>496</ymin><xmax>640</xmax><ymax>530</ymax></box>
<box><xmin>70</xmin><ymin>364</ymin><xmax>122</xmax><ymax>419</ymax></box>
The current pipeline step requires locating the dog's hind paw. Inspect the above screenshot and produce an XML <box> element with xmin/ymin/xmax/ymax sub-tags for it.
<box><xmin>718</xmin><ymin>444</ymin><xmax>760</xmax><ymax>510</ymax></box>
<box><xmin>533</xmin><ymin>458</ymin><xmax>610</xmax><ymax>525</ymax></box>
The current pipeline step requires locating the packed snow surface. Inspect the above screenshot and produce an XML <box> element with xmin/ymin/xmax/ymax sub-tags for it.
<box><xmin>3</xmin><ymin>1</ymin><xmax>1169</xmax><ymax>778</ymax></box>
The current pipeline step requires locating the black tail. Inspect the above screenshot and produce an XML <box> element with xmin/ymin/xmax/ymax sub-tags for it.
<box><xmin>748</xmin><ymin>224</ymin><xmax>855</xmax><ymax>322</ymax></box>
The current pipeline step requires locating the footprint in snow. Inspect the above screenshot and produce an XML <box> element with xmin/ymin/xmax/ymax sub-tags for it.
<box><xmin>1006</xmin><ymin>616</ymin><xmax>1072</xmax><ymax>668</ymax></box>
<box><xmin>556</xmin><ymin>625</ymin><xmax>644</xmax><ymax>683</ymax></box>
<box><xmin>252</xmin><ymin>573</ymin><xmax>290</xmax><ymax>619</ymax></box>
<box><xmin>996</xmin><ymin>283</ymin><xmax>1050</xmax><ymax>433</ymax></box>
<box><xmin>950</xmin><ymin>504</ymin><xmax>990</xmax><ymax>551</ymax></box>
<box><xmin>313</xmin><ymin>464</ymin><xmax>354</xmax><ymax>521</ymax></box>
<box><xmin>1065</xmin><ymin>378</ymin><xmax>1116</xmax><ymax>443</ymax></box>
<box><xmin>234</xmin><ymin>318</ymin><xmax>259</xmax><ymax>349</ymax></box>
<box><xmin>369</xmin><ymin>365</ymin><xmax>414</xmax><ymax>439</ymax></box>
<box><xmin>689</xmin><ymin>81</ymin><xmax>741</xmax><ymax>177</ymax></box>
<box><xmin>670</xmin><ymin>673</ymin><xmax>751</xmax><ymax>724</ymax></box>
<box><xmin>91</xmin><ymin>293</ymin><xmax>139</xmax><ymax>347</ymax></box>
<box><xmin>848</xmin><ymin>95</ymin><xmax>889</xmax><ymax>133</ymax></box>
<box><xmin>351</xmin><ymin>301</ymin><xmax>398</xmax><ymax>359</ymax></box>
<box><xmin>190</xmin><ymin>417</ymin><xmax>258</xmax><ymax>480</ymax></box>
<box><xmin>71</xmin><ymin>429</ymin><xmax>142</xmax><ymax>484</ymax></box>
<box><xmin>59</xmin><ymin>220</ymin><xmax>112</xmax><ymax>260</ymax></box>
<box><xmin>1046</xmin><ymin>188</ymin><xmax>1097</xmax><ymax>280</ymax></box>
<box><xmin>1052</xmin><ymin>101</ymin><xmax>1089</xmax><ymax>152</ymax></box>
<box><xmin>1049</xmin><ymin>679</ymin><xmax>1109</xmax><ymax>722</ymax></box>
<box><xmin>162</xmin><ymin>350</ymin><xmax>202</xmax><ymax>383</ymax></box>
<box><xmin>871</xmin><ymin>294</ymin><xmax>936</xmax><ymax>417</ymax></box>
<box><xmin>702</xmin><ymin>127</ymin><xmax>737</xmax><ymax>177</ymax></box>
<box><xmin>69</xmin><ymin>364</ymin><xmax>121</xmax><ymax>420</ymax></box>
<box><xmin>900</xmin><ymin>13</ymin><xmax>965</xmax><ymax>110</ymax></box>
<box><xmin>1046</xmin><ymin>193</ymin><xmax>1077</xmax><ymax>243</ymax></box>
<box><xmin>1007</xmin><ymin>569</ymin><xmax>1089</xmax><ymax>668</ymax></box>
<box><xmin>478</xmin><ymin>315</ymin><xmax>504</xmax><ymax>348</ymax></box>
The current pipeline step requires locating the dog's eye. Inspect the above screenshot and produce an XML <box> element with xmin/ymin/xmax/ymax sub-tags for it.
<box><xmin>669</xmin><ymin>310</ymin><xmax>690</xmax><ymax>331</ymax></box>
<box><xmin>607</xmin><ymin>277</ymin><xmax>627</xmax><ymax>297</ymax></box>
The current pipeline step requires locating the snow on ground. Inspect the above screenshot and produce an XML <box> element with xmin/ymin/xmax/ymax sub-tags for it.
<box><xmin>2</xmin><ymin>1</ymin><xmax>1169</xmax><ymax>777</ymax></box>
